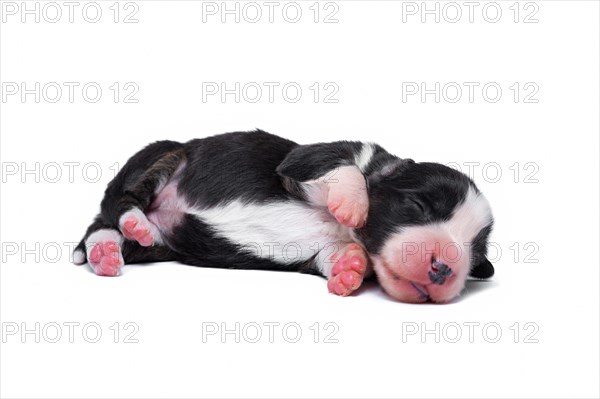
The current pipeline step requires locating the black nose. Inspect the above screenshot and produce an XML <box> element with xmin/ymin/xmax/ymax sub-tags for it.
<box><xmin>429</xmin><ymin>260</ymin><xmax>453</xmax><ymax>285</ymax></box>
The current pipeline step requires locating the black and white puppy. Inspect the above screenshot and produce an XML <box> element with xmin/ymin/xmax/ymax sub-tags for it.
<box><xmin>73</xmin><ymin>130</ymin><xmax>494</xmax><ymax>303</ymax></box>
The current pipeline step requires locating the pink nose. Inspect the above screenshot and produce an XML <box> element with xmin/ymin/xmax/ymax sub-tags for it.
<box><xmin>429</xmin><ymin>259</ymin><xmax>452</xmax><ymax>285</ymax></box>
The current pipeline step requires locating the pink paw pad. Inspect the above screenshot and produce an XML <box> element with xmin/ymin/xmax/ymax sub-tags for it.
<box><xmin>120</xmin><ymin>212</ymin><xmax>155</xmax><ymax>247</ymax></box>
<box><xmin>328</xmin><ymin>244</ymin><xmax>368</xmax><ymax>296</ymax></box>
<box><xmin>328</xmin><ymin>198</ymin><xmax>369</xmax><ymax>228</ymax></box>
<box><xmin>89</xmin><ymin>241</ymin><xmax>123</xmax><ymax>277</ymax></box>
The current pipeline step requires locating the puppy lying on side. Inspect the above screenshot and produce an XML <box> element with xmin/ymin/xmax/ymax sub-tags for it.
<box><xmin>73</xmin><ymin>130</ymin><xmax>494</xmax><ymax>303</ymax></box>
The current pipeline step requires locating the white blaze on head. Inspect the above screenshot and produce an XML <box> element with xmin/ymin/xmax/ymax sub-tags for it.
<box><xmin>443</xmin><ymin>186</ymin><xmax>493</xmax><ymax>246</ymax></box>
<box><xmin>354</xmin><ymin>143</ymin><xmax>375</xmax><ymax>173</ymax></box>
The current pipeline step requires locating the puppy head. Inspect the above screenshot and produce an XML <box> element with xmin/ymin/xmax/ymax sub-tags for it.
<box><xmin>356</xmin><ymin>160</ymin><xmax>494</xmax><ymax>303</ymax></box>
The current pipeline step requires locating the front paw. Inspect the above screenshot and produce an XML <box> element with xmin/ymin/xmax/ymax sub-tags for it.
<box><xmin>328</xmin><ymin>193</ymin><xmax>368</xmax><ymax>228</ymax></box>
<box><xmin>326</xmin><ymin>166</ymin><xmax>369</xmax><ymax>228</ymax></box>
<box><xmin>327</xmin><ymin>244</ymin><xmax>368</xmax><ymax>296</ymax></box>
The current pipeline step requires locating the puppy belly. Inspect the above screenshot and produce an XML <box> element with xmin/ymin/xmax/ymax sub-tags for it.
<box><xmin>146</xmin><ymin>181</ymin><xmax>189</xmax><ymax>234</ymax></box>
<box><xmin>187</xmin><ymin>200</ymin><xmax>352</xmax><ymax>267</ymax></box>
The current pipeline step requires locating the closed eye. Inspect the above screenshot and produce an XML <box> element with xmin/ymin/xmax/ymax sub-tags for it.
<box><xmin>409</xmin><ymin>198</ymin><xmax>426</xmax><ymax>213</ymax></box>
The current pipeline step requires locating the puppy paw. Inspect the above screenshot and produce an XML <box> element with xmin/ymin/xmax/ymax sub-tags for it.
<box><xmin>328</xmin><ymin>194</ymin><xmax>369</xmax><ymax>228</ymax></box>
<box><xmin>327</xmin><ymin>244</ymin><xmax>368</xmax><ymax>296</ymax></box>
<box><xmin>326</xmin><ymin>167</ymin><xmax>369</xmax><ymax>228</ymax></box>
<box><xmin>119</xmin><ymin>208</ymin><xmax>157</xmax><ymax>247</ymax></box>
<box><xmin>85</xmin><ymin>229</ymin><xmax>124</xmax><ymax>277</ymax></box>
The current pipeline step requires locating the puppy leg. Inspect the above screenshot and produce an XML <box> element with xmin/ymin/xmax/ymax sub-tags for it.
<box><xmin>100</xmin><ymin>145</ymin><xmax>186</xmax><ymax>247</ymax></box>
<box><xmin>73</xmin><ymin>141</ymin><xmax>185</xmax><ymax>275</ymax></box>
<box><xmin>277</xmin><ymin>142</ymin><xmax>376</xmax><ymax>228</ymax></box>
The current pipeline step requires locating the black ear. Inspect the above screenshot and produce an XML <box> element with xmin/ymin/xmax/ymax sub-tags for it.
<box><xmin>469</xmin><ymin>257</ymin><xmax>494</xmax><ymax>279</ymax></box>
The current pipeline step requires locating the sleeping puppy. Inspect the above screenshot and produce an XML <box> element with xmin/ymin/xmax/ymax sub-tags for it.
<box><xmin>73</xmin><ymin>130</ymin><xmax>494</xmax><ymax>303</ymax></box>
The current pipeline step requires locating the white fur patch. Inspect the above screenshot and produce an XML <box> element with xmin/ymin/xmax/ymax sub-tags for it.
<box><xmin>188</xmin><ymin>200</ymin><xmax>351</xmax><ymax>270</ymax></box>
<box><xmin>354</xmin><ymin>143</ymin><xmax>375</xmax><ymax>172</ymax></box>
<box><xmin>72</xmin><ymin>249</ymin><xmax>86</xmax><ymax>265</ymax></box>
<box><xmin>444</xmin><ymin>187</ymin><xmax>493</xmax><ymax>245</ymax></box>
<box><xmin>301</xmin><ymin>180</ymin><xmax>329</xmax><ymax>207</ymax></box>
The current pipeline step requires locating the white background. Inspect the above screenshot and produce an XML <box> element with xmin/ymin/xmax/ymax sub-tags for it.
<box><xmin>1</xmin><ymin>1</ymin><xmax>599</xmax><ymax>398</ymax></box>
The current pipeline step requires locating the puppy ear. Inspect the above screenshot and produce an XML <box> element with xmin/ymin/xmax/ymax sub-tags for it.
<box><xmin>469</xmin><ymin>257</ymin><xmax>494</xmax><ymax>279</ymax></box>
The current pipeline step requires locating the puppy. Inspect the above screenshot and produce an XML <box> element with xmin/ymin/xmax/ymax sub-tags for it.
<box><xmin>73</xmin><ymin>130</ymin><xmax>494</xmax><ymax>303</ymax></box>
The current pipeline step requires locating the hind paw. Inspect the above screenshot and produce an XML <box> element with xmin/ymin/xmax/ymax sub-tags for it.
<box><xmin>85</xmin><ymin>230</ymin><xmax>124</xmax><ymax>277</ymax></box>
<box><xmin>327</xmin><ymin>244</ymin><xmax>368</xmax><ymax>296</ymax></box>
<box><xmin>119</xmin><ymin>208</ymin><xmax>157</xmax><ymax>247</ymax></box>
